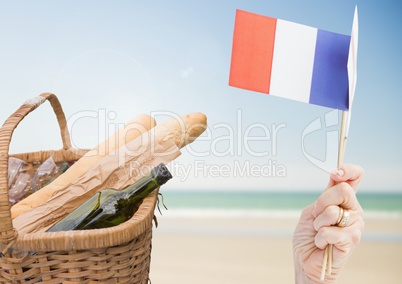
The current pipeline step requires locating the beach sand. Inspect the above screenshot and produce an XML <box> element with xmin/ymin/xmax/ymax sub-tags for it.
<box><xmin>149</xmin><ymin>215</ymin><xmax>402</xmax><ymax>283</ymax></box>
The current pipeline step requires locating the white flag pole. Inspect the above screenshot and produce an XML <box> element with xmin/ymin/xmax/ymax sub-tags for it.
<box><xmin>320</xmin><ymin>5</ymin><xmax>358</xmax><ymax>281</ymax></box>
<box><xmin>321</xmin><ymin>110</ymin><xmax>348</xmax><ymax>280</ymax></box>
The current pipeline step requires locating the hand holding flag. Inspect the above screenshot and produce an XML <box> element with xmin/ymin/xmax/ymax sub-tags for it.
<box><xmin>229</xmin><ymin>7</ymin><xmax>359</xmax><ymax>281</ymax></box>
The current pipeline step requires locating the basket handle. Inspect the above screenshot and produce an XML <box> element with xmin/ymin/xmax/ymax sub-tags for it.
<box><xmin>0</xmin><ymin>93</ymin><xmax>73</xmax><ymax>253</ymax></box>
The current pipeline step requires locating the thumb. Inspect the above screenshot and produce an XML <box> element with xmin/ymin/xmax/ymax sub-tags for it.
<box><xmin>329</xmin><ymin>164</ymin><xmax>365</xmax><ymax>192</ymax></box>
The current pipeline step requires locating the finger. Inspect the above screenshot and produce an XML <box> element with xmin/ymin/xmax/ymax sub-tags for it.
<box><xmin>314</xmin><ymin>206</ymin><xmax>361</xmax><ymax>232</ymax></box>
<box><xmin>314</xmin><ymin>226</ymin><xmax>362</xmax><ymax>251</ymax></box>
<box><xmin>326</xmin><ymin>168</ymin><xmax>344</xmax><ymax>189</ymax></box>
<box><xmin>312</xmin><ymin>182</ymin><xmax>361</xmax><ymax>218</ymax></box>
<box><xmin>329</xmin><ymin>164</ymin><xmax>365</xmax><ymax>192</ymax></box>
<box><xmin>313</xmin><ymin>205</ymin><xmax>341</xmax><ymax>231</ymax></box>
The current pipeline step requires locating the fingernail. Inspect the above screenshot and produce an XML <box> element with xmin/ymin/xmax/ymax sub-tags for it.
<box><xmin>331</xmin><ymin>168</ymin><xmax>344</xmax><ymax>177</ymax></box>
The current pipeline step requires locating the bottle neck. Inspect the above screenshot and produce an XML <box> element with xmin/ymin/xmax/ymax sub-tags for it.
<box><xmin>121</xmin><ymin>172</ymin><xmax>155</xmax><ymax>196</ymax></box>
<box><xmin>121</xmin><ymin>163</ymin><xmax>172</xmax><ymax>196</ymax></box>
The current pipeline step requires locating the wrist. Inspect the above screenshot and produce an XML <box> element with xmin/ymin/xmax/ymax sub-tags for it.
<box><xmin>295</xmin><ymin>269</ymin><xmax>337</xmax><ymax>284</ymax></box>
<box><xmin>294</xmin><ymin>259</ymin><xmax>317</xmax><ymax>284</ymax></box>
<box><xmin>295</xmin><ymin>269</ymin><xmax>314</xmax><ymax>284</ymax></box>
<box><xmin>294</xmin><ymin>259</ymin><xmax>312</xmax><ymax>284</ymax></box>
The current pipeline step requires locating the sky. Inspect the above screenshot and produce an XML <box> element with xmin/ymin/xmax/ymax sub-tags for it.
<box><xmin>0</xmin><ymin>0</ymin><xmax>401</xmax><ymax>192</ymax></box>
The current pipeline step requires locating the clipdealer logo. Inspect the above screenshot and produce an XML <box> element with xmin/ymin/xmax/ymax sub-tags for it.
<box><xmin>65</xmin><ymin>108</ymin><xmax>339</xmax><ymax>180</ymax></box>
<box><xmin>301</xmin><ymin>109</ymin><xmax>339</xmax><ymax>173</ymax></box>
<box><xmin>167</xmin><ymin>159</ymin><xmax>286</xmax><ymax>182</ymax></box>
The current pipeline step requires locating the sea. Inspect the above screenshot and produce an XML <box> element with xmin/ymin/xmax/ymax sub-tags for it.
<box><xmin>159</xmin><ymin>190</ymin><xmax>402</xmax><ymax>219</ymax></box>
<box><xmin>156</xmin><ymin>190</ymin><xmax>402</xmax><ymax>242</ymax></box>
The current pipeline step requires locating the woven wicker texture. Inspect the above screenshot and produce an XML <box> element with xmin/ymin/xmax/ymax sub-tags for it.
<box><xmin>0</xmin><ymin>229</ymin><xmax>151</xmax><ymax>284</ymax></box>
<box><xmin>0</xmin><ymin>93</ymin><xmax>155</xmax><ymax>283</ymax></box>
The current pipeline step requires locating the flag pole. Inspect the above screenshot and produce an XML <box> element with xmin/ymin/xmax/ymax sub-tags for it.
<box><xmin>322</xmin><ymin>6</ymin><xmax>358</xmax><ymax>279</ymax></box>
<box><xmin>320</xmin><ymin>110</ymin><xmax>348</xmax><ymax>281</ymax></box>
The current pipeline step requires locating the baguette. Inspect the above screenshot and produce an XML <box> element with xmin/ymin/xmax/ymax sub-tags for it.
<box><xmin>151</xmin><ymin>112</ymin><xmax>207</xmax><ymax>147</ymax></box>
<box><xmin>13</xmin><ymin>112</ymin><xmax>207</xmax><ymax>234</ymax></box>
<box><xmin>11</xmin><ymin>114</ymin><xmax>156</xmax><ymax>219</ymax></box>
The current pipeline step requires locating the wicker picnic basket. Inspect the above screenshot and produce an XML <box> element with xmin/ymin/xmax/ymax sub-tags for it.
<box><xmin>0</xmin><ymin>93</ymin><xmax>158</xmax><ymax>283</ymax></box>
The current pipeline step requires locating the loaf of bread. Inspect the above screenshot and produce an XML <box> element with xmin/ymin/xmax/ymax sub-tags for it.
<box><xmin>12</xmin><ymin>112</ymin><xmax>207</xmax><ymax>234</ymax></box>
<box><xmin>152</xmin><ymin>112</ymin><xmax>207</xmax><ymax>147</ymax></box>
<box><xmin>11</xmin><ymin>112</ymin><xmax>207</xmax><ymax>220</ymax></box>
<box><xmin>11</xmin><ymin>114</ymin><xmax>156</xmax><ymax>219</ymax></box>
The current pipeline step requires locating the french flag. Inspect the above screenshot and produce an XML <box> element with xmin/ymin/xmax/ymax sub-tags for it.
<box><xmin>229</xmin><ymin>9</ymin><xmax>351</xmax><ymax>111</ymax></box>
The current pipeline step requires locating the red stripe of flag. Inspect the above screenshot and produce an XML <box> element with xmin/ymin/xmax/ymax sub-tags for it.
<box><xmin>229</xmin><ymin>9</ymin><xmax>277</xmax><ymax>94</ymax></box>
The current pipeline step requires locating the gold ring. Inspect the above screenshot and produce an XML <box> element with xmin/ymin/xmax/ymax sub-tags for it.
<box><xmin>335</xmin><ymin>207</ymin><xmax>344</xmax><ymax>226</ymax></box>
<box><xmin>337</xmin><ymin>208</ymin><xmax>350</xmax><ymax>227</ymax></box>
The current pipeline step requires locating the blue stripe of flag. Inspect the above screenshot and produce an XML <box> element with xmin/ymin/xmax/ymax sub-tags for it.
<box><xmin>310</xmin><ymin>29</ymin><xmax>350</xmax><ymax>110</ymax></box>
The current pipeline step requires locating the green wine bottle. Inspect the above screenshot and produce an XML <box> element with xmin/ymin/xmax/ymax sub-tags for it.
<box><xmin>47</xmin><ymin>163</ymin><xmax>172</xmax><ymax>232</ymax></box>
